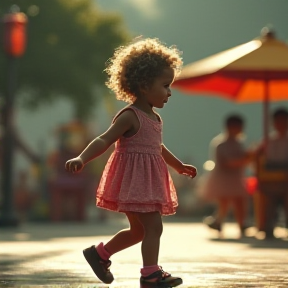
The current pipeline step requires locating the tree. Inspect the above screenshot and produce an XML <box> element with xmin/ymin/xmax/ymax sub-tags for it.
<box><xmin>0</xmin><ymin>0</ymin><xmax>131</xmax><ymax>119</ymax></box>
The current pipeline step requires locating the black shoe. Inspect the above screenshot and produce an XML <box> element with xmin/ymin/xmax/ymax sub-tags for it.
<box><xmin>140</xmin><ymin>267</ymin><xmax>183</xmax><ymax>287</ymax></box>
<box><xmin>203</xmin><ymin>216</ymin><xmax>222</xmax><ymax>232</ymax></box>
<box><xmin>83</xmin><ymin>245</ymin><xmax>114</xmax><ymax>284</ymax></box>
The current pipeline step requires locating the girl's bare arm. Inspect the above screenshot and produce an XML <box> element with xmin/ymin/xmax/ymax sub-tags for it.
<box><xmin>161</xmin><ymin>144</ymin><xmax>197</xmax><ymax>178</ymax></box>
<box><xmin>65</xmin><ymin>110</ymin><xmax>136</xmax><ymax>172</ymax></box>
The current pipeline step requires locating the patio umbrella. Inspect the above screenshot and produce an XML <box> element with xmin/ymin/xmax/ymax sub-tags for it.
<box><xmin>172</xmin><ymin>27</ymin><xmax>288</xmax><ymax>142</ymax></box>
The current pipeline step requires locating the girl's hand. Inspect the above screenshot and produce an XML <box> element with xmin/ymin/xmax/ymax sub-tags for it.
<box><xmin>178</xmin><ymin>164</ymin><xmax>197</xmax><ymax>178</ymax></box>
<box><xmin>65</xmin><ymin>157</ymin><xmax>84</xmax><ymax>173</ymax></box>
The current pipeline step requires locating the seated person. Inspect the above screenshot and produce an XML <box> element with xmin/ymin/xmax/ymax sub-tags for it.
<box><xmin>255</xmin><ymin>107</ymin><xmax>288</xmax><ymax>239</ymax></box>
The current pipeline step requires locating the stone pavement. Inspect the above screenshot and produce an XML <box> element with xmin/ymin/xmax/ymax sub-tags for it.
<box><xmin>0</xmin><ymin>216</ymin><xmax>288</xmax><ymax>288</ymax></box>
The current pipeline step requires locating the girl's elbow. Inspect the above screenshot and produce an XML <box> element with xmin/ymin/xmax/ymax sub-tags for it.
<box><xmin>98</xmin><ymin>136</ymin><xmax>115</xmax><ymax>147</ymax></box>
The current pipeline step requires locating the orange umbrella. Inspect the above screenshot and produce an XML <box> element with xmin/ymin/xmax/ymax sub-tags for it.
<box><xmin>173</xmin><ymin>27</ymin><xmax>288</xmax><ymax>141</ymax></box>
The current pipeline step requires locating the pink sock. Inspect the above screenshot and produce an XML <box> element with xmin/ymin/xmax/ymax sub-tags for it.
<box><xmin>96</xmin><ymin>242</ymin><xmax>111</xmax><ymax>261</ymax></box>
<box><xmin>140</xmin><ymin>265</ymin><xmax>160</xmax><ymax>277</ymax></box>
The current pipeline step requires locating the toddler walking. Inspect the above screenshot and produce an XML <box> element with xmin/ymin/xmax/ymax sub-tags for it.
<box><xmin>65</xmin><ymin>38</ymin><xmax>197</xmax><ymax>287</ymax></box>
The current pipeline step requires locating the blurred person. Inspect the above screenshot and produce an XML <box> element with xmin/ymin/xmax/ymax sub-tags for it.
<box><xmin>254</xmin><ymin>107</ymin><xmax>288</xmax><ymax>239</ymax></box>
<box><xmin>200</xmin><ymin>115</ymin><xmax>252</xmax><ymax>237</ymax></box>
<box><xmin>65</xmin><ymin>38</ymin><xmax>197</xmax><ymax>287</ymax></box>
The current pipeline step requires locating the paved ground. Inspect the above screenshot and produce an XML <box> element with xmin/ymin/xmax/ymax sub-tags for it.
<box><xmin>0</xmin><ymin>216</ymin><xmax>288</xmax><ymax>288</ymax></box>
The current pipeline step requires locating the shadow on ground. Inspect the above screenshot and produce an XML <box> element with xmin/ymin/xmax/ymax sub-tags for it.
<box><xmin>0</xmin><ymin>250</ymin><xmax>94</xmax><ymax>287</ymax></box>
<box><xmin>0</xmin><ymin>219</ymin><xmax>128</xmax><ymax>242</ymax></box>
<box><xmin>210</xmin><ymin>235</ymin><xmax>288</xmax><ymax>248</ymax></box>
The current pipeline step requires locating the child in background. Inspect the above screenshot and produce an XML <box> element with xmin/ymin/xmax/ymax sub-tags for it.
<box><xmin>65</xmin><ymin>38</ymin><xmax>197</xmax><ymax>287</ymax></box>
<box><xmin>255</xmin><ymin>108</ymin><xmax>288</xmax><ymax>239</ymax></box>
<box><xmin>200</xmin><ymin>115</ymin><xmax>252</xmax><ymax>237</ymax></box>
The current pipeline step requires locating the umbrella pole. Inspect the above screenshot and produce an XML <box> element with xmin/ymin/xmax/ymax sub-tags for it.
<box><xmin>263</xmin><ymin>79</ymin><xmax>269</xmax><ymax>152</ymax></box>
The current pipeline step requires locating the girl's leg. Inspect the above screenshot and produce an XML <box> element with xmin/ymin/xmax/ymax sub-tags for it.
<box><xmin>215</xmin><ymin>197</ymin><xmax>230</xmax><ymax>223</ymax></box>
<box><xmin>104</xmin><ymin>211</ymin><xmax>145</xmax><ymax>255</ymax></box>
<box><xmin>136</xmin><ymin>212</ymin><xmax>183</xmax><ymax>286</ymax></box>
<box><xmin>204</xmin><ymin>198</ymin><xmax>229</xmax><ymax>232</ymax></box>
<box><xmin>83</xmin><ymin>212</ymin><xmax>144</xmax><ymax>284</ymax></box>
<box><xmin>232</xmin><ymin>197</ymin><xmax>246</xmax><ymax>230</ymax></box>
<box><xmin>136</xmin><ymin>211</ymin><xmax>163</xmax><ymax>266</ymax></box>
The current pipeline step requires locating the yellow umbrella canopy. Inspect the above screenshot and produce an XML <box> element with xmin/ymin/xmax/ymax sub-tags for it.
<box><xmin>173</xmin><ymin>27</ymin><xmax>288</xmax><ymax>139</ymax></box>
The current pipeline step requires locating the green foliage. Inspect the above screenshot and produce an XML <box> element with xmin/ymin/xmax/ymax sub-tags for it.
<box><xmin>0</xmin><ymin>0</ymin><xmax>131</xmax><ymax>119</ymax></box>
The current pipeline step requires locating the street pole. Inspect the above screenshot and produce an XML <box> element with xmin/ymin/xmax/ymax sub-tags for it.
<box><xmin>0</xmin><ymin>5</ymin><xmax>28</xmax><ymax>227</ymax></box>
<box><xmin>0</xmin><ymin>56</ymin><xmax>18</xmax><ymax>226</ymax></box>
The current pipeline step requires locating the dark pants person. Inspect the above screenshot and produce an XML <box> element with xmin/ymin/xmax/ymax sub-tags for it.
<box><xmin>260</xmin><ymin>181</ymin><xmax>288</xmax><ymax>238</ymax></box>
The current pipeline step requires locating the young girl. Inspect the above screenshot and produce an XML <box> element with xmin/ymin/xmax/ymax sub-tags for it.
<box><xmin>200</xmin><ymin>115</ymin><xmax>252</xmax><ymax>237</ymax></box>
<box><xmin>65</xmin><ymin>38</ymin><xmax>197</xmax><ymax>287</ymax></box>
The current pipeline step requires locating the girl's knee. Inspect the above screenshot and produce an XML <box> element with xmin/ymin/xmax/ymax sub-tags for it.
<box><xmin>130</xmin><ymin>225</ymin><xmax>145</xmax><ymax>242</ymax></box>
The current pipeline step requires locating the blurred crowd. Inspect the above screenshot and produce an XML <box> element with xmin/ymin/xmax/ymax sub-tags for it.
<box><xmin>1</xmin><ymin>107</ymin><xmax>288</xmax><ymax>240</ymax></box>
<box><xmin>200</xmin><ymin>107</ymin><xmax>288</xmax><ymax>239</ymax></box>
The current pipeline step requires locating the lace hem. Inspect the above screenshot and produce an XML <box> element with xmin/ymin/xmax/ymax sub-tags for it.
<box><xmin>96</xmin><ymin>197</ymin><xmax>177</xmax><ymax>216</ymax></box>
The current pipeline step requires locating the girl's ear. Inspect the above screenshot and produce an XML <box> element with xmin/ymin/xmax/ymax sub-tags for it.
<box><xmin>139</xmin><ymin>84</ymin><xmax>149</xmax><ymax>95</ymax></box>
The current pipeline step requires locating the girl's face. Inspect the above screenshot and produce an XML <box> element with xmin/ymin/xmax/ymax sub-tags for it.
<box><xmin>144</xmin><ymin>67</ymin><xmax>175</xmax><ymax>108</ymax></box>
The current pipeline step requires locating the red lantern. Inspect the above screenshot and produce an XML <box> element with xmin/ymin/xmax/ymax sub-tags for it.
<box><xmin>3</xmin><ymin>11</ymin><xmax>28</xmax><ymax>57</ymax></box>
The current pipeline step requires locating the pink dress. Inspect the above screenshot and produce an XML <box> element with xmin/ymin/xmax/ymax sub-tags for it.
<box><xmin>96</xmin><ymin>106</ymin><xmax>178</xmax><ymax>215</ymax></box>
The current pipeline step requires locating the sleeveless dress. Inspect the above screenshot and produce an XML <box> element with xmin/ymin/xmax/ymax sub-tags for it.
<box><xmin>96</xmin><ymin>106</ymin><xmax>178</xmax><ymax>215</ymax></box>
<box><xmin>198</xmin><ymin>133</ymin><xmax>248</xmax><ymax>202</ymax></box>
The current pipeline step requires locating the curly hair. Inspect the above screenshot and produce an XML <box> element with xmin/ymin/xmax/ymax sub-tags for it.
<box><xmin>105</xmin><ymin>38</ymin><xmax>183</xmax><ymax>103</ymax></box>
